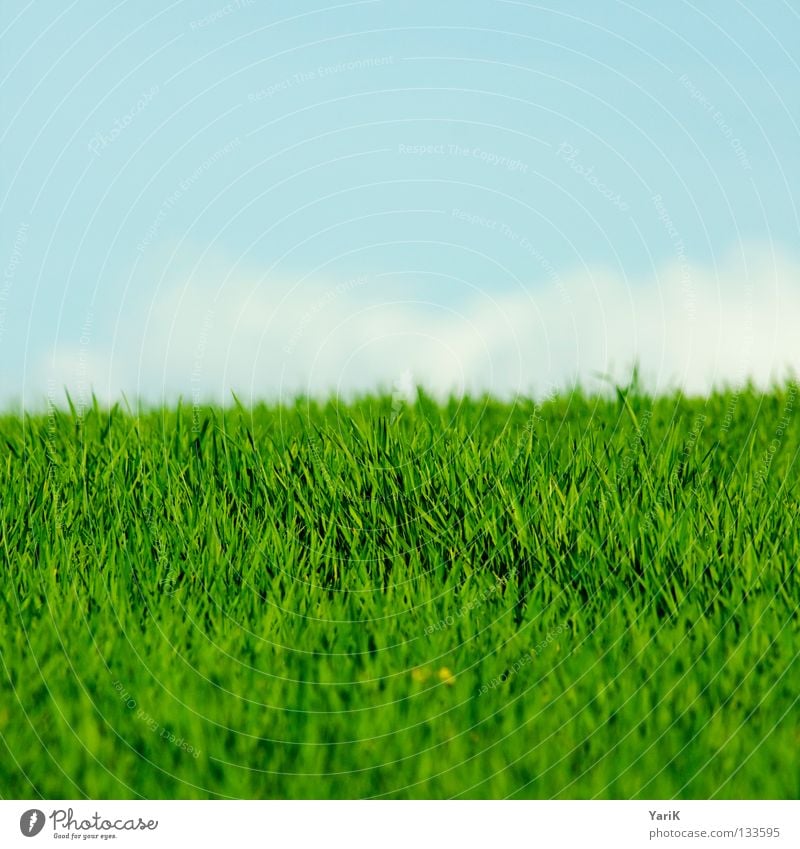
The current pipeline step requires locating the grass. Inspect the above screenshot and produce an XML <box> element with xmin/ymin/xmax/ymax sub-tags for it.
<box><xmin>0</xmin><ymin>383</ymin><xmax>798</xmax><ymax>799</ymax></box>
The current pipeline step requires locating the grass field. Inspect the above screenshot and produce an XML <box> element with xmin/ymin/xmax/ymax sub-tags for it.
<box><xmin>1</xmin><ymin>384</ymin><xmax>798</xmax><ymax>799</ymax></box>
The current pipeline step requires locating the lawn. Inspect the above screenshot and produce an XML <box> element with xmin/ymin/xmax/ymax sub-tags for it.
<box><xmin>1</xmin><ymin>384</ymin><xmax>798</xmax><ymax>798</ymax></box>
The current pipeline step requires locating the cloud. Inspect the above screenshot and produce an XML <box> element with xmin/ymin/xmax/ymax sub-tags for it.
<box><xmin>35</xmin><ymin>244</ymin><xmax>799</xmax><ymax>407</ymax></box>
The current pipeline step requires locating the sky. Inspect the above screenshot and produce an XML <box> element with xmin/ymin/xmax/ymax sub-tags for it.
<box><xmin>1</xmin><ymin>0</ymin><xmax>799</xmax><ymax>407</ymax></box>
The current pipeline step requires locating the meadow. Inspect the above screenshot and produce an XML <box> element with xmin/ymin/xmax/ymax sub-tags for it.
<box><xmin>0</xmin><ymin>383</ymin><xmax>798</xmax><ymax>799</ymax></box>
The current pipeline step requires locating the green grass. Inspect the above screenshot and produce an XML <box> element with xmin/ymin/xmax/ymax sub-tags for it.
<box><xmin>1</xmin><ymin>384</ymin><xmax>798</xmax><ymax>799</ymax></box>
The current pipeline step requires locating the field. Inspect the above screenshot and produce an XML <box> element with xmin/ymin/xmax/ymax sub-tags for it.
<box><xmin>1</xmin><ymin>384</ymin><xmax>798</xmax><ymax>799</ymax></box>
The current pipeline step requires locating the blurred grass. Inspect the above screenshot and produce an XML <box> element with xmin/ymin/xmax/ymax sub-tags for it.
<box><xmin>0</xmin><ymin>384</ymin><xmax>798</xmax><ymax>798</ymax></box>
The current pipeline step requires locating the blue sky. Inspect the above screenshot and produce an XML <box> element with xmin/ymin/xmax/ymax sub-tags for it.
<box><xmin>2</xmin><ymin>0</ymin><xmax>798</xmax><ymax>406</ymax></box>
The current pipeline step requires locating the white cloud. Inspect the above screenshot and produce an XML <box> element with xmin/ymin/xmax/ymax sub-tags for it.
<box><xmin>35</xmin><ymin>244</ymin><xmax>800</xmax><ymax>406</ymax></box>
